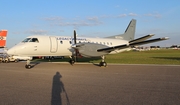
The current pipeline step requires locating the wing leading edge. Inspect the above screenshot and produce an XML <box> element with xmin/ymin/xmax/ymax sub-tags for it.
<box><xmin>97</xmin><ymin>37</ymin><xmax>169</xmax><ymax>52</ymax></box>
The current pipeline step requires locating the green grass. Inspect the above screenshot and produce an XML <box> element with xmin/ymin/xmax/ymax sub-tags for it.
<box><xmin>105</xmin><ymin>49</ymin><xmax>180</xmax><ymax>65</ymax></box>
<box><xmin>32</xmin><ymin>49</ymin><xmax>180</xmax><ymax>65</ymax></box>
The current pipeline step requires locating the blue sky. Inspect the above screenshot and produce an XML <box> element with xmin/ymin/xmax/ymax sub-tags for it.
<box><xmin>0</xmin><ymin>0</ymin><xmax>180</xmax><ymax>48</ymax></box>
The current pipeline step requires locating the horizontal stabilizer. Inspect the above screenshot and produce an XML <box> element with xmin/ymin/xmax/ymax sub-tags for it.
<box><xmin>129</xmin><ymin>34</ymin><xmax>154</xmax><ymax>43</ymax></box>
<box><xmin>97</xmin><ymin>37</ymin><xmax>169</xmax><ymax>52</ymax></box>
<box><xmin>130</xmin><ymin>37</ymin><xmax>169</xmax><ymax>46</ymax></box>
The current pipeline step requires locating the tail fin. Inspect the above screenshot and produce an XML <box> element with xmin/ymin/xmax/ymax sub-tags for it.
<box><xmin>106</xmin><ymin>19</ymin><xmax>136</xmax><ymax>41</ymax></box>
<box><xmin>0</xmin><ymin>30</ymin><xmax>8</xmax><ymax>48</ymax></box>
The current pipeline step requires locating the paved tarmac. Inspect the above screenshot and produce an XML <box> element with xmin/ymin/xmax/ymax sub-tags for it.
<box><xmin>0</xmin><ymin>62</ymin><xmax>180</xmax><ymax>105</ymax></box>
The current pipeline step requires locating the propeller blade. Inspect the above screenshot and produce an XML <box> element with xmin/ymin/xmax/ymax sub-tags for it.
<box><xmin>74</xmin><ymin>30</ymin><xmax>77</xmax><ymax>44</ymax></box>
<box><xmin>73</xmin><ymin>30</ymin><xmax>77</xmax><ymax>62</ymax></box>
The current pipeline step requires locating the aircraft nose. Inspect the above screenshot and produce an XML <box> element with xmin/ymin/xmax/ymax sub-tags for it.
<box><xmin>7</xmin><ymin>48</ymin><xmax>16</xmax><ymax>55</ymax></box>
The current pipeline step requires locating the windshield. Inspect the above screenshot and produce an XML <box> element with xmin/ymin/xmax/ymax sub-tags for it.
<box><xmin>29</xmin><ymin>38</ymin><xmax>39</xmax><ymax>42</ymax></box>
<box><xmin>21</xmin><ymin>38</ymin><xmax>39</xmax><ymax>43</ymax></box>
<box><xmin>22</xmin><ymin>38</ymin><xmax>31</xmax><ymax>42</ymax></box>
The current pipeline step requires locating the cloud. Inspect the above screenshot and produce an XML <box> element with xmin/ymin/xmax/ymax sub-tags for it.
<box><xmin>117</xmin><ymin>14</ymin><xmax>127</xmax><ymax>18</ymax></box>
<box><xmin>43</xmin><ymin>16</ymin><xmax>64</xmax><ymax>21</ymax></box>
<box><xmin>87</xmin><ymin>16</ymin><xmax>99</xmax><ymax>22</ymax></box>
<box><xmin>115</xmin><ymin>5</ymin><xmax>120</xmax><ymax>8</ymax></box>
<box><xmin>128</xmin><ymin>13</ymin><xmax>138</xmax><ymax>16</ymax></box>
<box><xmin>25</xmin><ymin>29</ymin><xmax>48</xmax><ymax>35</ymax></box>
<box><xmin>42</xmin><ymin>12</ymin><xmax>161</xmax><ymax>29</ymax></box>
<box><xmin>117</xmin><ymin>13</ymin><xmax>138</xmax><ymax>18</ymax></box>
<box><xmin>56</xmin><ymin>20</ymin><xmax>103</xmax><ymax>28</ymax></box>
<box><xmin>43</xmin><ymin>16</ymin><xmax>103</xmax><ymax>29</ymax></box>
<box><xmin>144</xmin><ymin>13</ymin><xmax>162</xmax><ymax>18</ymax></box>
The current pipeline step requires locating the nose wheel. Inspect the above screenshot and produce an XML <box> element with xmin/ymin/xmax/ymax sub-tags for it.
<box><xmin>25</xmin><ymin>64</ymin><xmax>32</xmax><ymax>69</ymax></box>
<box><xmin>25</xmin><ymin>59</ymin><xmax>32</xmax><ymax>69</ymax></box>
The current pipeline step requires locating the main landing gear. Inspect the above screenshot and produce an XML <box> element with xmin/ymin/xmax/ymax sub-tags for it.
<box><xmin>25</xmin><ymin>59</ymin><xmax>32</xmax><ymax>69</ymax></box>
<box><xmin>69</xmin><ymin>56</ymin><xmax>75</xmax><ymax>65</ymax></box>
<box><xmin>99</xmin><ymin>55</ymin><xmax>107</xmax><ymax>67</ymax></box>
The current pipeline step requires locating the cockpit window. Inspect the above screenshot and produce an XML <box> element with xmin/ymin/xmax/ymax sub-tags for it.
<box><xmin>22</xmin><ymin>38</ymin><xmax>39</xmax><ymax>43</ymax></box>
<box><xmin>29</xmin><ymin>38</ymin><xmax>39</xmax><ymax>42</ymax></box>
<box><xmin>22</xmin><ymin>38</ymin><xmax>31</xmax><ymax>42</ymax></box>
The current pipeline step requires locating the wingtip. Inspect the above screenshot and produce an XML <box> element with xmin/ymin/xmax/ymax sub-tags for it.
<box><xmin>162</xmin><ymin>37</ymin><xmax>169</xmax><ymax>40</ymax></box>
<box><xmin>149</xmin><ymin>34</ymin><xmax>155</xmax><ymax>36</ymax></box>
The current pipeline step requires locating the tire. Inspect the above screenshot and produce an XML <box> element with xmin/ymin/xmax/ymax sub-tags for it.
<box><xmin>25</xmin><ymin>65</ymin><xmax>31</xmax><ymax>69</ymax></box>
<box><xmin>14</xmin><ymin>59</ymin><xmax>19</xmax><ymax>63</ymax></box>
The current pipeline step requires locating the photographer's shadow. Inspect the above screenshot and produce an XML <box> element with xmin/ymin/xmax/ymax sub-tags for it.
<box><xmin>51</xmin><ymin>72</ymin><xmax>70</xmax><ymax>105</ymax></box>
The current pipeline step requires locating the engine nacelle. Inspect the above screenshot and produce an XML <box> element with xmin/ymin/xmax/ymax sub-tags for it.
<box><xmin>75</xmin><ymin>43</ymin><xmax>109</xmax><ymax>57</ymax></box>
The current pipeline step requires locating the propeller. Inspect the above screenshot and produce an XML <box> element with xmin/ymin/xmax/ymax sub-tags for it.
<box><xmin>73</xmin><ymin>30</ymin><xmax>77</xmax><ymax>62</ymax></box>
<box><xmin>74</xmin><ymin>30</ymin><xmax>77</xmax><ymax>45</ymax></box>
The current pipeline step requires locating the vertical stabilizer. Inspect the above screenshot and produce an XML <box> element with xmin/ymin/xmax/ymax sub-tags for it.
<box><xmin>106</xmin><ymin>19</ymin><xmax>136</xmax><ymax>41</ymax></box>
<box><xmin>0</xmin><ymin>30</ymin><xmax>8</xmax><ymax>48</ymax></box>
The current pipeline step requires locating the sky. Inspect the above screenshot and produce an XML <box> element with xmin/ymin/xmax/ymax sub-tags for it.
<box><xmin>0</xmin><ymin>0</ymin><xmax>180</xmax><ymax>48</ymax></box>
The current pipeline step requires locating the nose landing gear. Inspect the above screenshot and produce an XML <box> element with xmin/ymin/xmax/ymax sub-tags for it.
<box><xmin>25</xmin><ymin>59</ymin><xmax>32</xmax><ymax>69</ymax></box>
<box><xmin>25</xmin><ymin>64</ymin><xmax>32</xmax><ymax>69</ymax></box>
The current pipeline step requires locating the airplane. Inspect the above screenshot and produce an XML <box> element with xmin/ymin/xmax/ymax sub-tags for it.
<box><xmin>0</xmin><ymin>30</ymin><xmax>7</xmax><ymax>48</ymax></box>
<box><xmin>7</xmin><ymin>19</ymin><xmax>169</xmax><ymax>69</ymax></box>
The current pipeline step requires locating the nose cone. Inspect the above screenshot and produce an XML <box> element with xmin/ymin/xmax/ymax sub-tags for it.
<box><xmin>7</xmin><ymin>47</ymin><xmax>16</xmax><ymax>56</ymax></box>
<box><xmin>7</xmin><ymin>44</ymin><xmax>27</xmax><ymax>56</ymax></box>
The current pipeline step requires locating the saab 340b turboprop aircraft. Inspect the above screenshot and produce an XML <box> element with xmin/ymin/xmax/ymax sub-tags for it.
<box><xmin>7</xmin><ymin>19</ymin><xmax>169</xmax><ymax>69</ymax></box>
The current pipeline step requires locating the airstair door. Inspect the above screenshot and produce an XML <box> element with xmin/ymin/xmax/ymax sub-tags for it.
<box><xmin>49</xmin><ymin>36</ymin><xmax>58</xmax><ymax>53</ymax></box>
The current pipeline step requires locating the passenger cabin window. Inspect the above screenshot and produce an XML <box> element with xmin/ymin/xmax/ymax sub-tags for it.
<box><xmin>29</xmin><ymin>38</ymin><xmax>39</xmax><ymax>42</ymax></box>
<box><xmin>69</xmin><ymin>41</ymin><xmax>72</xmax><ymax>44</ymax></box>
<box><xmin>60</xmin><ymin>41</ymin><xmax>63</xmax><ymax>44</ymax></box>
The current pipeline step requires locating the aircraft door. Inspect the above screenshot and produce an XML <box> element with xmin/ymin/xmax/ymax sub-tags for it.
<box><xmin>49</xmin><ymin>36</ymin><xmax>58</xmax><ymax>53</ymax></box>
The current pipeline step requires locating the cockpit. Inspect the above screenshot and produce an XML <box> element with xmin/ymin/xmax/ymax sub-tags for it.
<box><xmin>22</xmin><ymin>38</ymin><xmax>39</xmax><ymax>43</ymax></box>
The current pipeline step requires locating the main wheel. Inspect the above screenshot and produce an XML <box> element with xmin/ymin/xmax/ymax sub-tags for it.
<box><xmin>69</xmin><ymin>59</ymin><xmax>75</xmax><ymax>65</ymax></box>
<box><xmin>25</xmin><ymin>65</ymin><xmax>31</xmax><ymax>69</ymax></box>
<box><xmin>99</xmin><ymin>62</ymin><xmax>107</xmax><ymax>67</ymax></box>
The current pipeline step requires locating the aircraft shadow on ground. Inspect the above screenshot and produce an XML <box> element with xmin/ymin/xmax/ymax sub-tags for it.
<box><xmin>32</xmin><ymin>57</ymin><xmax>101</xmax><ymax>67</ymax></box>
<box><xmin>29</xmin><ymin>62</ymin><xmax>40</xmax><ymax>68</ymax></box>
<box><xmin>33</xmin><ymin>57</ymin><xmax>101</xmax><ymax>65</ymax></box>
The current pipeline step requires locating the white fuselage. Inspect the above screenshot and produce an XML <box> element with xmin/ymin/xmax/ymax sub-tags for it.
<box><xmin>7</xmin><ymin>35</ymin><xmax>129</xmax><ymax>57</ymax></box>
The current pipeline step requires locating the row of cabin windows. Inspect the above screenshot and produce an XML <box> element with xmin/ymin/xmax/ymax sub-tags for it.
<box><xmin>60</xmin><ymin>40</ymin><xmax>113</xmax><ymax>45</ymax></box>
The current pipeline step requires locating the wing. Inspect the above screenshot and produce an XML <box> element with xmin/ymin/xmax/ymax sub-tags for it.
<box><xmin>97</xmin><ymin>37</ymin><xmax>169</xmax><ymax>52</ymax></box>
